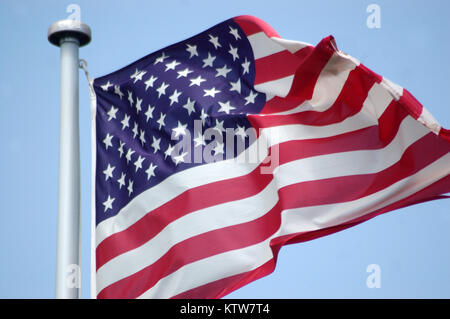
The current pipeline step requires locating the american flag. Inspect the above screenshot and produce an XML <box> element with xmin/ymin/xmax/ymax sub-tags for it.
<box><xmin>91</xmin><ymin>15</ymin><xmax>450</xmax><ymax>298</ymax></box>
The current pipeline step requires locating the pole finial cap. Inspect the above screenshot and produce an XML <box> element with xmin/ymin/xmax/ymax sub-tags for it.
<box><xmin>48</xmin><ymin>20</ymin><xmax>91</xmax><ymax>47</ymax></box>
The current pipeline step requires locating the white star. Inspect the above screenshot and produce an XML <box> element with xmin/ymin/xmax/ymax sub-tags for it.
<box><xmin>177</xmin><ymin>68</ymin><xmax>193</xmax><ymax>79</ymax></box>
<box><xmin>218</xmin><ymin>100</ymin><xmax>236</xmax><ymax>114</ymax></box>
<box><xmin>134</xmin><ymin>155</ymin><xmax>145</xmax><ymax>172</ymax></box>
<box><xmin>127</xmin><ymin>90</ymin><xmax>134</xmax><ymax>106</ymax></box>
<box><xmin>144</xmin><ymin>75</ymin><xmax>158</xmax><ymax>90</ymax></box>
<box><xmin>169</xmin><ymin>89</ymin><xmax>182</xmax><ymax>106</ymax></box>
<box><xmin>241</xmin><ymin>57</ymin><xmax>250</xmax><ymax>74</ymax></box>
<box><xmin>182</xmin><ymin>97</ymin><xmax>196</xmax><ymax>115</ymax></box>
<box><xmin>130</xmin><ymin>68</ymin><xmax>139</xmax><ymax>80</ymax></box>
<box><xmin>157</xmin><ymin>112</ymin><xmax>166</xmax><ymax>130</ymax></box>
<box><xmin>202</xmin><ymin>53</ymin><xmax>216</xmax><ymax>68</ymax></box>
<box><xmin>107</xmin><ymin>105</ymin><xmax>118</xmax><ymax>121</ymax></box>
<box><xmin>189</xmin><ymin>75</ymin><xmax>206</xmax><ymax>87</ymax></box>
<box><xmin>139</xmin><ymin>129</ymin><xmax>146</xmax><ymax>146</ymax></box>
<box><xmin>203</xmin><ymin>87</ymin><xmax>221</xmax><ymax>98</ymax></box>
<box><xmin>135</xmin><ymin>97</ymin><xmax>143</xmax><ymax>113</ymax></box>
<box><xmin>213</xmin><ymin>119</ymin><xmax>225</xmax><ymax>133</ymax></box>
<box><xmin>200</xmin><ymin>109</ymin><xmax>208</xmax><ymax>126</ymax></box>
<box><xmin>228</xmin><ymin>44</ymin><xmax>239</xmax><ymax>61</ymax></box>
<box><xmin>145</xmin><ymin>162</ymin><xmax>157</xmax><ymax>180</ymax></box>
<box><xmin>193</xmin><ymin>132</ymin><xmax>206</xmax><ymax>147</ymax></box>
<box><xmin>125</xmin><ymin>148</ymin><xmax>135</xmax><ymax>164</ymax></box>
<box><xmin>131</xmin><ymin>69</ymin><xmax>146</xmax><ymax>83</ymax></box>
<box><xmin>154</xmin><ymin>52</ymin><xmax>168</xmax><ymax>65</ymax></box>
<box><xmin>103</xmin><ymin>133</ymin><xmax>113</xmax><ymax>150</ymax></box>
<box><xmin>164</xmin><ymin>144</ymin><xmax>175</xmax><ymax>159</ymax></box>
<box><xmin>165</xmin><ymin>60</ymin><xmax>181</xmax><ymax>72</ymax></box>
<box><xmin>127</xmin><ymin>179</ymin><xmax>133</xmax><ymax>196</ymax></box>
<box><xmin>132</xmin><ymin>122</ymin><xmax>138</xmax><ymax>139</ymax></box>
<box><xmin>151</xmin><ymin>136</ymin><xmax>161</xmax><ymax>153</ymax></box>
<box><xmin>136</xmin><ymin>70</ymin><xmax>147</xmax><ymax>82</ymax></box>
<box><xmin>215</xmin><ymin>64</ymin><xmax>231</xmax><ymax>78</ymax></box>
<box><xmin>103</xmin><ymin>163</ymin><xmax>115</xmax><ymax>181</ymax></box>
<box><xmin>213</xmin><ymin>141</ymin><xmax>225</xmax><ymax>156</ymax></box>
<box><xmin>144</xmin><ymin>75</ymin><xmax>158</xmax><ymax>91</ymax></box>
<box><xmin>186</xmin><ymin>44</ymin><xmax>198</xmax><ymax>59</ymax></box>
<box><xmin>120</xmin><ymin>114</ymin><xmax>130</xmax><ymax>130</ymax></box>
<box><xmin>245</xmin><ymin>90</ymin><xmax>258</xmax><ymax>105</ymax></box>
<box><xmin>101</xmin><ymin>81</ymin><xmax>113</xmax><ymax>91</ymax></box>
<box><xmin>229</xmin><ymin>26</ymin><xmax>241</xmax><ymax>40</ymax></box>
<box><xmin>208</xmin><ymin>34</ymin><xmax>221</xmax><ymax>49</ymax></box>
<box><xmin>145</xmin><ymin>105</ymin><xmax>154</xmax><ymax>122</ymax></box>
<box><xmin>172</xmin><ymin>121</ymin><xmax>187</xmax><ymax>138</ymax></box>
<box><xmin>118</xmin><ymin>140</ymin><xmax>125</xmax><ymax>158</ymax></box>
<box><xmin>114</xmin><ymin>85</ymin><xmax>124</xmax><ymax>99</ymax></box>
<box><xmin>103</xmin><ymin>195</ymin><xmax>115</xmax><ymax>212</ymax></box>
<box><xmin>229</xmin><ymin>78</ymin><xmax>241</xmax><ymax>94</ymax></box>
<box><xmin>117</xmin><ymin>172</ymin><xmax>126</xmax><ymax>189</ymax></box>
<box><xmin>173</xmin><ymin>151</ymin><xmax>188</xmax><ymax>165</ymax></box>
<box><xmin>236</xmin><ymin>124</ymin><xmax>248</xmax><ymax>140</ymax></box>
<box><xmin>156</xmin><ymin>82</ymin><xmax>169</xmax><ymax>98</ymax></box>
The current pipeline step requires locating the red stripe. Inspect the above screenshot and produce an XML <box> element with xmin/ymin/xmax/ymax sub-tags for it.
<box><xmin>172</xmin><ymin>258</ymin><xmax>277</xmax><ymax>299</ymax></box>
<box><xmin>260</xmin><ymin>96</ymin><xmax>306</xmax><ymax>115</ymax></box>
<box><xmin>250</xmin><ymin>65</ymin><xmax>376</xmax><ymax>129</ymax></box>
<box><xmin>439</xmin><ymin>127</ymin><xmax>450</xmax><ymax>143</ymax></box>
<box><xmin>286</xmin><ymin>36</ymin><xmax>336</xmax><ymax>99</ymax></box>
<box><xmin>254</xmin><ymin>47</ymin><xmax>314</xmax><ymax>85</ymax></box>
<box><xmin>98</xmin><ymin>133</ymin><xmax>449</xmax><ymax>298</ymax></box>
<box><xmin>399</xmin><ymin>88</ymin><xmax>423</xmax><ymax>120</ymax></box>
<box><xmin>359</xmin><ymin>63</ymin><xmax>383</xmax><ymax>83</ymax></box>
<box><xmin>173</xmin><ymin>174</ymin><xmax>450</xmax><ymax>299</ymax></box>
<box><xmin>233</xmin><ymin>15</ymin><xmax>280</xmax><ymax>38</ymax></box>
<box><xmin>398</xmin><ymin>88</ymin><xmax>450</xmax><ymax>145</ymax></box>
<box><xmin>96</xmin><ymin>100</ymin><xmax>409</xmax><ymax>270</ymax></box>
<box><xmin>254</xmin><ymin>36</ymin><xmax>334</xmax><ymax>114</ymax></box>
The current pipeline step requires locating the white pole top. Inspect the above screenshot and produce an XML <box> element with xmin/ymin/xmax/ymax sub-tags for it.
<box><xmin>48</xmin><ymin>19</ymin><xmax>91</xmax><ymax>47</ymax></box>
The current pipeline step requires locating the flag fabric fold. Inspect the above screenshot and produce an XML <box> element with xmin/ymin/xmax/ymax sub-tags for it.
<box><xmin>91</xmin><ymin>15</ymin><xmax>450</xmax><ymax>299</ymax></box>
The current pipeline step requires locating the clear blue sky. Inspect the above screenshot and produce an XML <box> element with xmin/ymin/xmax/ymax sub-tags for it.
<box><xmin>0</xmin><ymin>0</ymin><xmax>449</xmax><ymax>298</ymax></box>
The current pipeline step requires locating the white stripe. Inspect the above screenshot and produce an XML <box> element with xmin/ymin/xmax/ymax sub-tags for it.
<box><xmin>270</xmin><ymin>37</ymin><xmax>311</xmax><ymax>53</ymax></box>
<box><xmin>254</xmin><ymin>75</ymin><xmax>294</xmax><ymax>98</ymax></box>
<box><xmin>361</xmin><ymin>80</ymin><xmax>394</xmax><ymax>119</ymax></box>
<box><xmin>308</xmin><ymin>53</ymin><xmax>358</xmax><ymax>111</ymax></box>
<box><xmin>381</xmin><ymin>77</ymin><xmax>403</xmax><ymax>101</ymax></box>
<box><xmin>95</xmin><ymin>108</ymin><xmax>381</xmax><ymax>247</ymax></box>
<box><xmin>247</xmin><ymin>32</ymin><xmax>285</xmax><ymax>59</ymax></box>
<box><xmin>97</xmin><ymin>115</ymin><xmax>428</xmax><ymax>293</ymax></box>
<box><xmin>137</xmin><ymin>153</ymin><xmax>450</xmax><ymax>298</ymax></box>
<box><xmin>418</xmin><ymin>107</ymin><xmax>441</xmax><ymax>135</ymax></box>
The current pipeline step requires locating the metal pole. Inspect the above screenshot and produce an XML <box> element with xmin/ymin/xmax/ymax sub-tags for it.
<box><xmin>48</xmin><ymin>20</ymin><xmax>91</xmax><ymax>299</ymax></box>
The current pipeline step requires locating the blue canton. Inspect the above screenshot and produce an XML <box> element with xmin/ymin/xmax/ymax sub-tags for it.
<box><xmin>93</xmin><ymin>19</ymin><xmax>266</xmax><ymax>225</ymax></box>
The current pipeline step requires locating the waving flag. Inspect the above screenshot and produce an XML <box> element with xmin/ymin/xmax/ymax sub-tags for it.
<box><xmin>91</xmin><ymin>15</ymin><xmax>450</xmax><ymax>299</ymax></box>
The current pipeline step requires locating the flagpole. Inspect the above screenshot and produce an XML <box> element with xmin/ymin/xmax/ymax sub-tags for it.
<box><xmin>48</xmin><ymin>19</ymin><xmax>91</xmax><ymax>299</ymax></box>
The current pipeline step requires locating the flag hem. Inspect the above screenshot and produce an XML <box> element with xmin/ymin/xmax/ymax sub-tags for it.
<box><xmin>89</xmin><ymin>77</ymin><xmax>98</xmax><ymax>299</ymax></box>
